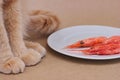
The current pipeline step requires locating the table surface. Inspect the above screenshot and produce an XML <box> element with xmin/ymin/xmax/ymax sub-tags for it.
<box><xmin>1</xmin><ymin>0</ymin><xmax>120</xmax><ymax>80</ymax></box>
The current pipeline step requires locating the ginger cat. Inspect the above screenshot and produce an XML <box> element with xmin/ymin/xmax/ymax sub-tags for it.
<box><xmin>0</xmin><ymin>0</ymin><xmax>59</xmax><ymax>74</ymax></box>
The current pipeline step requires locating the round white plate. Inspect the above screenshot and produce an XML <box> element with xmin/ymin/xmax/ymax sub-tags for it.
<box><xmin>47</xmin><ymin>25</ymin><xmax>120</xmax><ymax>60</ymax></box>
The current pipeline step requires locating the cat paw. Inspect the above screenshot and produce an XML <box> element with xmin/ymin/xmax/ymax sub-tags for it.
<box><xmin>21</xmin><ymin>49</ymin><xmax>42</xmax><ymax>66</ymax></box>
<box><xmin>27</xmin><ymin>10</ymin><xmax>60</xmax><ymax>38</ymax></box>
<box><xmin>0</xmin><ymin>57</ymin><xmax>25</xmax><ymax>74</ymax></box>
<box><xmin>25</xmin><ymin>41</ymin><xmax>46</xmax><ymax>57</ymax></box>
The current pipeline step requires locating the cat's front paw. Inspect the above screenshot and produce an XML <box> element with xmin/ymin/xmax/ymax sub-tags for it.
<box><xmin>25</xmin><ymin>41</ymin><xmax>46</xmax><ymax>57</ymax></box>
<box><xmin>0</xmin><ymin>57</ymin><xmax>25</xmax><ymax>74</ymax></box>
<box><xmin>21</xmin><ymin>49</ymin><xmax>42</xmax><ymax>66</ymax></box>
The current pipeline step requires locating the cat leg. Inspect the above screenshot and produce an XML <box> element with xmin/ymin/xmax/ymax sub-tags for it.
<box><xmin>26</xmin><ymin>10</ymin><xmax>60</xmax><ymax>39</ymax></box>
<box><xmin>0</xmin><ymin>2</ymin><xmax>25</xmax><ymax>74</ymax></box>
<box><xmin>24</xmin><ymin>41</ymin><xmax>46</xmax><ymax>58</ymax></box>
<box><xmin>3</xmin><ymin>0</ymin><xmax>43</xmax><ymax>66</ymax></box>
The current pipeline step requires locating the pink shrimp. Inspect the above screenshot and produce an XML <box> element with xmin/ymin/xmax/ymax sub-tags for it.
<box><xmin>66</xmin><ymin>36</ymin><xmax>107</xmax><ymax>48</ymax></box>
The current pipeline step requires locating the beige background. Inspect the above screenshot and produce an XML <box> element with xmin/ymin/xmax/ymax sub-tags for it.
<box><xmin>1</xmin><ymin>0</ymin><xmax>120</xmax><ymax>80</ymax></box>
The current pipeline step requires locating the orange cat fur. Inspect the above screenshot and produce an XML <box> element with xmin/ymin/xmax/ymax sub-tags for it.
<box><xmin>0</xmin><ymin>0</ymin><xmax>59</xmax><ymax>74</ymax></box>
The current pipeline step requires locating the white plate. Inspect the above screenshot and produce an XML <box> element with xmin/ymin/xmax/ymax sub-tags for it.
<box><xmin>47</xmin><ymin>25</ymin><xmax>120</xmax><ymax>60</ymax></box>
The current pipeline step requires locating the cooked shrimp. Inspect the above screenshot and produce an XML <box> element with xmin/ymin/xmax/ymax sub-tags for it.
<box><xmin>104</xmin><ymin>36</ymin><xmax>120</xmax><ymax>44</ymax></box>
<box><xmin>81</xmin><ymin>43</ymin><xmax>120</xmax><ymax>55</ymax></box>
<box><xmin>65</xmin><ymin>35</ymin><xmax>120</xmax><ymax>55</ymax></box>
<box><xmin>66</xmin><ymin>36</ymin><xmax>107</xmax><ymax>48</ymax></box>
